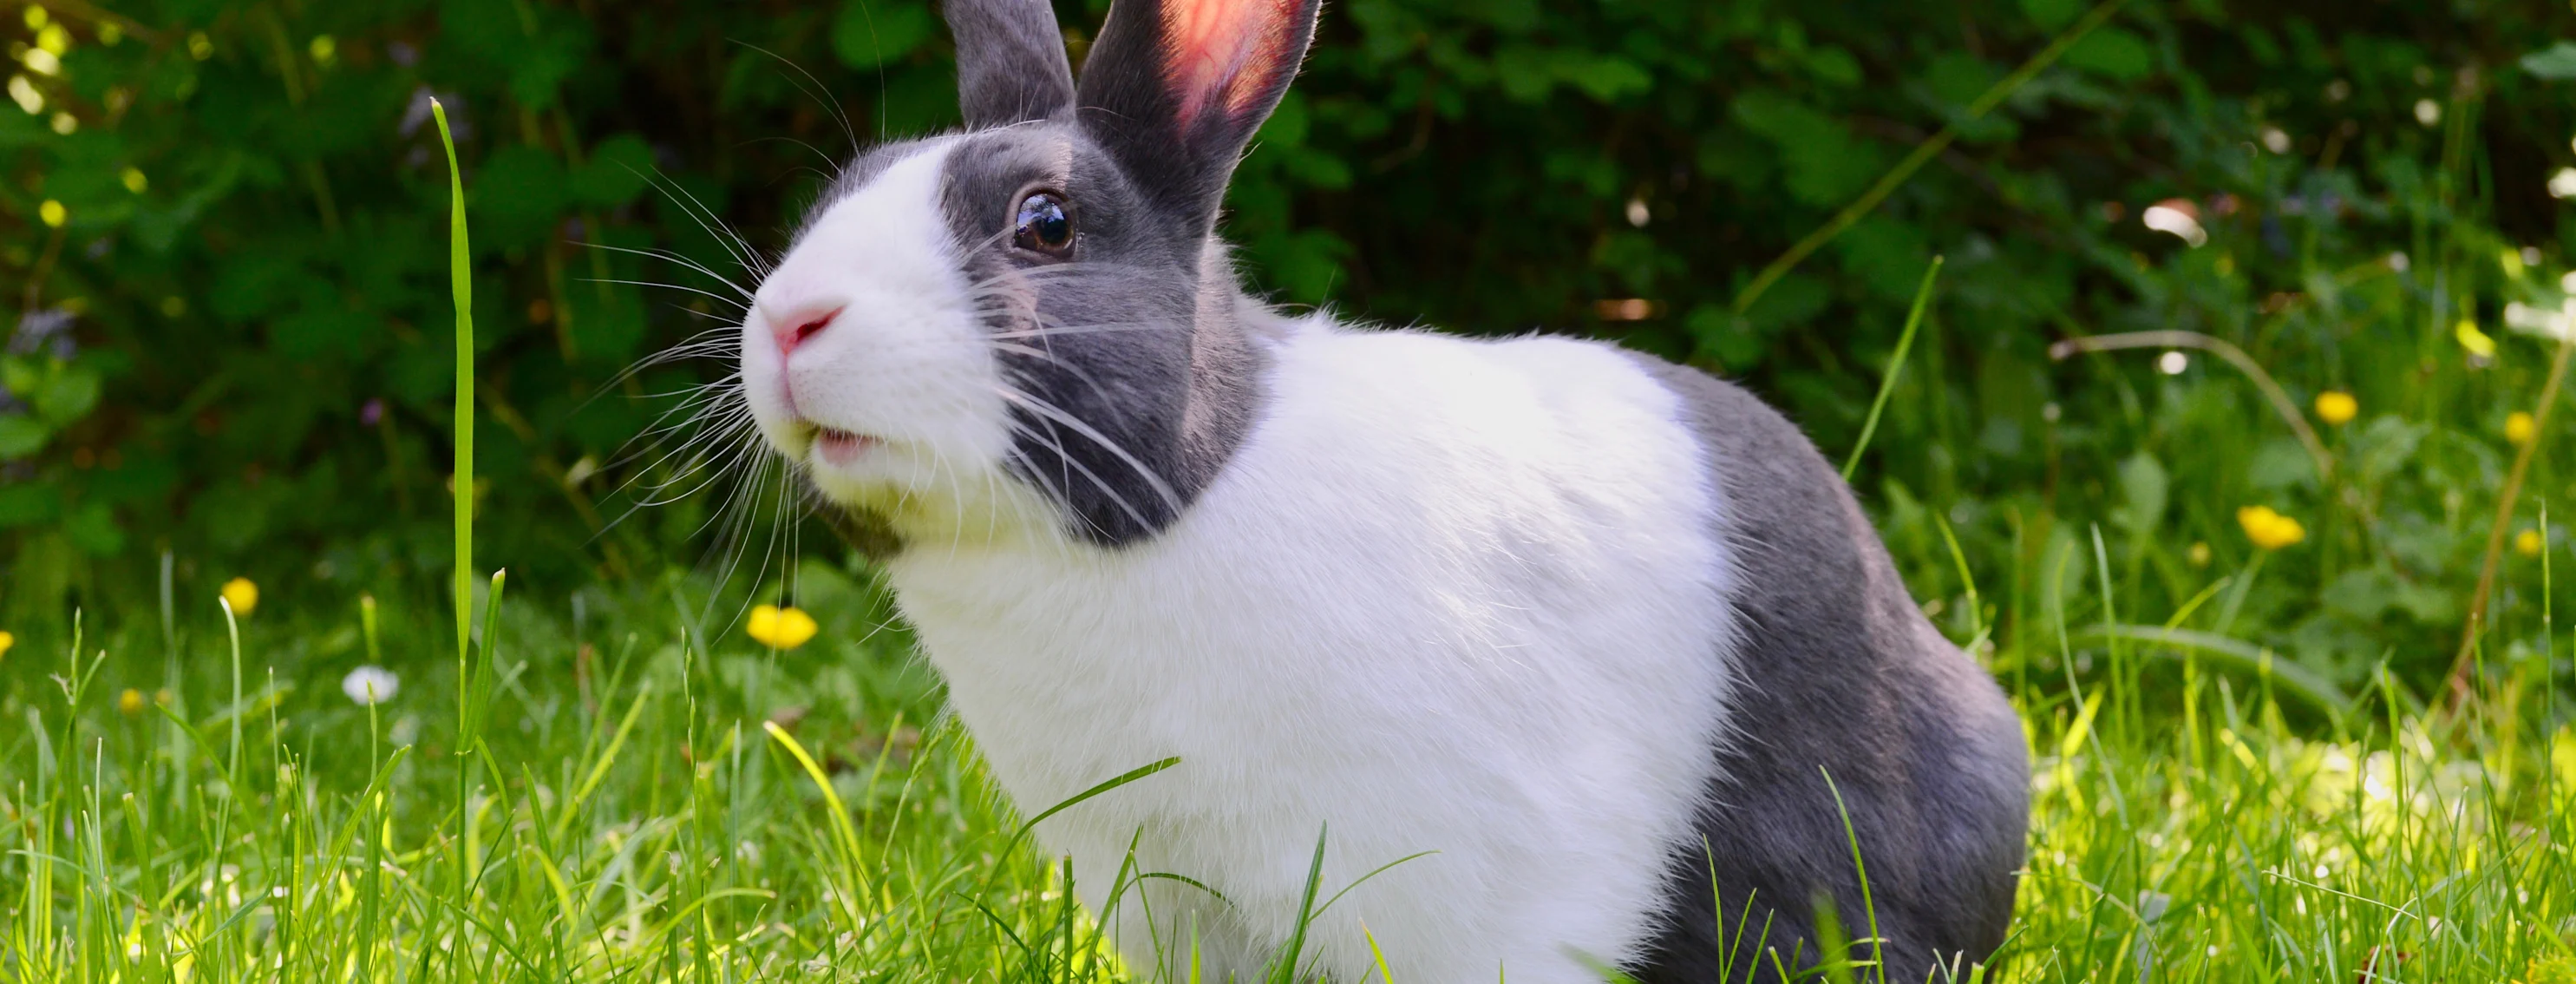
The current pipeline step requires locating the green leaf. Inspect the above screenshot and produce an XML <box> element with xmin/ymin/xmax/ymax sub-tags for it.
<box><xmin>0</xmin><ymin>414</ymin><xmax>49</xmax><ymax>459</ymax></box>
<box><xmin>64</xmin><ymin>501</ymin><xmax>125</xmax><ymax>556</ymax></box>
<box><xmin>1805</xmin><ymin>46</ymin><xmax>1862</xmax><ymax>88</ymax></box>
<box><xmin>1834</xmin><ymin>217</ymin><xmax>1932</xmax><ymax>302</ymax></box>
<box><xmin>832</xmin><ymin>0</ymin><xmax>938</xmax><ymax>69</ymax></box>
<box><xmin>1731</xmin><ymin>92</ymin><xmax>1880</xmax><ymax>206</ymax></box>
<box><xmin>1739</xmin><ymin>270</ymin><xmax>1831</xmax><ymax>332</ymax></box>
<box><xmin>34</xmin><ymin>366</ymin><xmax>100</xmax><ymax>426</ymax></box>
<box><xmin>0</xmin><ymin>480</ymin><xmax>61</xmax><ymax>526</ymax></box>
<box><xmin>572</xmin><ymin>134</ymin><xmax>655</xmax><ymax>208</ymax></box>
<box><xmin>2522</xmin><ymin>42</ymin><xmax>2576</xmax><ymax>80</ymax></box>
<box><xmin>1687</xmin><ymin>305</ymin><xmax>1764</xmax><ymax>369</ymax></box>
<box><xmin>272</xmin><ymin>304</ymin><xmax>372</xmax><ymax>361</ymax></box>
<box><xmin>2066</xmin><ymin>27</ymin><xmax>2154</xmax><ymax>82</ymax></box>
<box><xmin>2018</xmin><ymin>0</ymin><xmax>2082</xmax><ymax>30</ymax></box>
<box><xmin>1259</xmin><ymin>91</ymin><xmax>1312</xmax><ymax>148</ymax></box>
<box><xmin>570</xmin><ymin>290</ymin><xmax>650</xmax><ymax>365</ymax></box>
<box><xmin>1494</xmin><ymin>45</ymin><xmax>1555</xmax><ymax>102</ymax></box>
<box><xmin>1561</xmin><ymin>54</ymin><xmax>1651</xmax><ymax>102</ymax></box>
<box><xmin>471</xmin><ymin>145</ymin><xmax>570</xmax><ymax>251</ymax></box>
<box><xmin>1</xmin><ymin>358</ymin><xmax>37</xmax><ymax>397</ymax></box>
<box><xmin>511</xmin><ymin>42</ymin><xmax>584</xmax><ymax>108</ymax></box>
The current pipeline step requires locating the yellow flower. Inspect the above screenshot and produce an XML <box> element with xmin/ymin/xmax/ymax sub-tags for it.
<box><xmin>0</xmin><ymin>630</ymin><xmax>13</xmax><ymax>659</ymax></box>
<box><xmin>746</xmin><ymin>604</ymin><xmax>819</xmax><ymax>650</ymax></box>
<box><xmin>118</xmin><ymin>688</ymin><xmax>145</xmax><ymax>716</ymax></box>
<box><xmin>2238</xmin><ymin>506</ymin><xmax>2306</xmax><ymax>550</ymax></box>
<box><xmin>220</xmin><ymin>577</ymin><xmax>259</xmax><ymax>615</ymax></box>
<box><xmin>2507</xmin><ymin>410</ymin><xmax>2539</xmax><ymax>446</ymax></box>
<box><xmin>2520</xmin><ymin>528</ymin><xmax>2548</xmax><ymax>557</ymax></box>
<box><xmin>37</xmin><ymin>200</ymin><xmax>65</xmax><ymax>228</ymax></box>
<box><xmin>2313</xmin><ymin>390</ymin><xmax>2357</xmax><ymax>426</ymax></box>
<box><xmin>2457</xmin><ymin>318</ymin><xmax>2497</xmax><ymax>359</ymax></box>
<box><xmin>2525</xmin><ymin>954</ymin><xmax>2576</xmax><ymax>984</ymax></box>
<box><xmin>2187</xmin><ymin>541</ymin><xmax>2212</xmax><ymax>567</ymax></box>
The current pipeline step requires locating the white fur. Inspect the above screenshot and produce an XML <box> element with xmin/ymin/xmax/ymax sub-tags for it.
<box><xmin>890</xmin><ymin>316</ymin><xmax>1740</xmax><ymax>982</ymax></box>
<box><xmin>746</xmin><ymin>151</ymin><xmax>1742</xmax><ymax>982</ymax></box>
<box><xmin>741</xmin><ymin>139</ymin><xmax>1032</xmax><ymax>529</ymax></box>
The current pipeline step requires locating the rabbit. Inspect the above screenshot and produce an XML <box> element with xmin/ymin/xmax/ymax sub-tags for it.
<box><xmin>732</xmin><ymin>0</ymin><xmax>2030</xmax><ymax>980</ymax></box>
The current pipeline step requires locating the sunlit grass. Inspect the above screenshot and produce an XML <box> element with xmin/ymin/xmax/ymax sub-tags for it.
<box><xmin>0</xmin><ymin>555</ymin><xmax>2566</xmax><ymax>982</ymax></box>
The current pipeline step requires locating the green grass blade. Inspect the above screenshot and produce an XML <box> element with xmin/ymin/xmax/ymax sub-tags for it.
<box><xmin>2074</xmin><ymin>624</ymin><xmax>2354</xmax><ymax>716</ymax></box>
<box><xmin>1843</xmin><ymin>255</ymin><xmax>1943</xmax><ymax>482</ymax></box>
<box><xmin>430</xmin><ymin>97</ymin><xmax>474</xmax><ymax>663</ymax></box>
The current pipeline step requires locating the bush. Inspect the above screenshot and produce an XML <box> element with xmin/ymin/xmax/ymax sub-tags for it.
<box><xmin>4</xmin><ymin>0</ymin><xmax>2574</xmax><ymax>697</ymax></box>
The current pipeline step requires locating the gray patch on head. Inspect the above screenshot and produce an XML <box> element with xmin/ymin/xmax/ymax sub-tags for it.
<box><xmin>927</xmin><ymin>126</ymin><xmax>1267</xmax><ymax>546</ymax></box>
<box><xmin>1617</xmin><ymin>355</ymin><xmax>2030</xmax><ymax>983</ymax></box>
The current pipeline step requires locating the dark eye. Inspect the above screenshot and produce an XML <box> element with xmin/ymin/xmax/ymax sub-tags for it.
<box><xmin>1013</xmin><ymin>192</ymin><xmax>1074</xmax><ymax>256</ymax></box>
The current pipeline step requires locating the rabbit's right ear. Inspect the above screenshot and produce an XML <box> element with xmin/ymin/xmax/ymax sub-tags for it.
<box><xmin>1074</xmin><ymin>0</ymin><xmax>1323</xmax><ymax>230</ymax></box>
<box><xmin>946</xmin><ymin>0</ymin><xmax>1076</xmax><ymax>128</ymax></box>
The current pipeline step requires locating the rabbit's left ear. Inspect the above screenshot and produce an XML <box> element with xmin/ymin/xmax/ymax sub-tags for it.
<box><xmin>947</xmin><ymin>0</ymin><xmax>1076</xmax><ymax>128</ymax></box>
<box><xmin>1076</xmin><ymin>0</ymin><xmax>1323</xmax><ymax>229</ymax></box>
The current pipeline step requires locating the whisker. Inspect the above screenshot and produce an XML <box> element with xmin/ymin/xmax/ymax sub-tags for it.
<box><xmin>577</xmin><ymin>242</ymin><xmax>757</xmax><ymax>301</ymax></box>
<box><xmin>732</xmin><ymin>40</ymin><xmax>865</xmax><ymax>159</ymax></box>
<box><xmin>993</xmin><ymin>385</ymin><xmax>1184</xmax><ymax>515</ymax></box>
<box><xmin>1002</xmin><ymin>415</ymin><xmax>1156</xmax><ymax>539</ymax></box>
<box><xmin>579</xmin><ymin>277</ymin><xmax>749</xmax><ymax>312</ymax></box>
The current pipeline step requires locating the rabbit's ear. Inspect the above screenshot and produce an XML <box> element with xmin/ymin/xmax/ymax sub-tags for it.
<box><xmin>1076</xmin><ymin>0</ymin><xmax>1322</xmax><ymax>228</ymax></box>
<box><xmin>948</xmin><ymin>0</ymin><xmax>1076</xmax><ymax>128</ymax></box>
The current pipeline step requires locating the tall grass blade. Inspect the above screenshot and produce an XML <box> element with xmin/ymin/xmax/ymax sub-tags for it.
<box><xmin>1844</xmin><ymin>256</ymin><xmax>1943</xmax><ymax>482</ymax></box>
<box><xmin>431</xmin><ymin>97</ymin><xmax>475</xmax><ymax>662</ymax></box>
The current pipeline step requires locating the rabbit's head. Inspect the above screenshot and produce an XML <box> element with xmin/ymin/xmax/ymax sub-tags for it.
<box><xmin>739</xmin><ymin>0</ymin><xmax>1320</xmax><ymax>553</ymax></box>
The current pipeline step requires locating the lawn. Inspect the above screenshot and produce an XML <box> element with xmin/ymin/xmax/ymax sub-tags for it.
<box><xmin>0</xmin><ymin>532</ymin><xmax>2570</xmax><ymax>982</ymax></box>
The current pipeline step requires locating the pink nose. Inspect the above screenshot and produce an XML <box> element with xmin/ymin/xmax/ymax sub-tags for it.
<box><xmin>768</xmin><ymin>306</ymin><xmax>841</xmax><ymax>356</ymax></box>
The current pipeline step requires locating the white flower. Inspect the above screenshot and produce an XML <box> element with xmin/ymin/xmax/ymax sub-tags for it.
<box><xmin>2141</xmin><ymin>200</ymin><xmax>2207</xmax><ymax>247</ymax></box>
<box><xmin>2505</xmin><ymin>300</ymin><xmax>2576</xmax><ymax>342</ymax></box>
<box><xmin>342</xmin><ymin>665</ymin><xmax>400</xmax><ymax>705</ymax></box>
<box><xmin>2550</xmin><ymin>167</ymin><xmax>2576</xmax><ymax>200</ymax></box>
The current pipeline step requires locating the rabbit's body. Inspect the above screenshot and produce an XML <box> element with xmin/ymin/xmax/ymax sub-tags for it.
<box><xmin>734</xmin><ymin>1</ymin><xmax>2028</xmax><ymax>980</ymax></box>
<box><xmin>894</xmin><ymin>296</ymin><xmax>1741</xmax><ymax>983</ymax></box>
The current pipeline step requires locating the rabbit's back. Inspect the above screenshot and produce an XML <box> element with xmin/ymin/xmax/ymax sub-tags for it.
<box><xmin>1624</xmin><ymin>355</ymin><xmax>2029</xmax><ymax>981</ymax></box>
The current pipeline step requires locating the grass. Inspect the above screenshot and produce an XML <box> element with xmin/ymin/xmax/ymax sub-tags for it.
<box><xmin>0</xmin><ymin>544</ymin><xmax>2568</xmax><ymax>982</ymax></box>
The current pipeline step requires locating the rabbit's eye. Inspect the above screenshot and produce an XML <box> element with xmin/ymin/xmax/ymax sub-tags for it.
<box><xmin>1013</xmin><ymin>193</ymin><xmax>1074</xmax><ymax>257</ymax></box>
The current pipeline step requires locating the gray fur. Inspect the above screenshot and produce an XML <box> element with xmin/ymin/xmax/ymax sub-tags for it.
<box><xmin>794</xmin><ymin>0</ymin><xmax>1318</xmax><ymax>547</ymax></box>
<box><xmin>817</xmin><ymin>0</ymin><xmax>1313</xmax><ymax>545</ymax></box>
<box><xmin>1075</xmin><ymin>0</ymin><xmax>1324</xmax><ymax>230</ymax></box>
<box><xmin>945</xmin><ymin>0</ymin><xmax>1076</xmax><ymax>128</ymax></box>
<box><xmin>931</xmin><ymin>127</ymin><xmax>1268</xmax><ymax>544</ymax></box>
<box><xmin>1623</xmin><ymin>356</ymin><xmax>2030</xmax><ymax>982</ymax></box>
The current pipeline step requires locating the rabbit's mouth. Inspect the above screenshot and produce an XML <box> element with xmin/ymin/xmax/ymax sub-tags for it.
<box><xmin>811</xmin><ymin>427</ymin><xmax>882</xmax><ymax>467</ymax></box>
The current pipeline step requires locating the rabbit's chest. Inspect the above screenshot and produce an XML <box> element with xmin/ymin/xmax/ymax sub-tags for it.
<box><xmin>879</xmin><ymin>329</ymin><xmax>1754</xmax><ymax>981</ymax></box>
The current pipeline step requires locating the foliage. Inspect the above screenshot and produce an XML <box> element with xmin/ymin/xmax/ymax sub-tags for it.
<box><xmin>6</xmin><ymin>3</ymin><xmax>2576</xmax><ymax>699</ymax></box>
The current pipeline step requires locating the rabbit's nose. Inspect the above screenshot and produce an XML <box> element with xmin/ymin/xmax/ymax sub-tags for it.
<box><xmin>767</xmin><ymin>305</ymin><xmax>842</xmax><ymax>356</ymax></box>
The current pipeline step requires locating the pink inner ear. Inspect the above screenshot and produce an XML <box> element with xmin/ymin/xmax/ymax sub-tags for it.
<box><xmin>1163</xmin><ymin>0</ymin><xmax>1301</xmax><ymax>128</ymax></box>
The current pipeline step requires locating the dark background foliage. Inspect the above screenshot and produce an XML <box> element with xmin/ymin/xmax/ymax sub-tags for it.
<box><xmin>6</xmin><ymin>0</ymin><xmax>2575</xmax><ymax>695</ymax></box>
